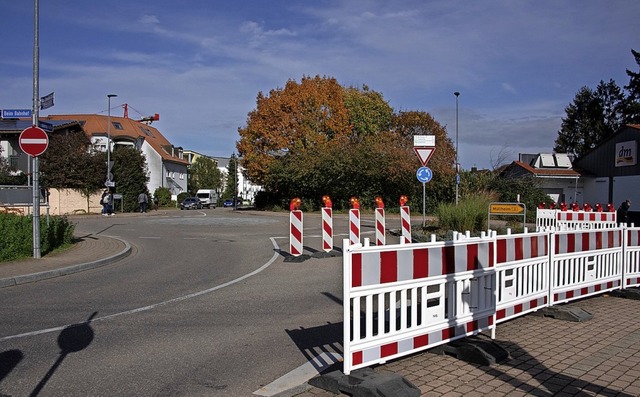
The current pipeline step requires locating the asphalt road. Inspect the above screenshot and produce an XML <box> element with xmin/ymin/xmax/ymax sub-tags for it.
<box><xmin>0</xmin><ymin>209</ymin><xmax>361</xmax><ymax>396</ymax></box>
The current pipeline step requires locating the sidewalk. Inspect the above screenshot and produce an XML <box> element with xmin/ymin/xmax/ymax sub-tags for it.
<box><xmin>0</xmin><ymin>232</ymin><xmax>130</xmax><ymax>288</ymax></box>
<box><xmin>295</xmin><ymin>294</ymin><xmax>640</xmax><ymax>397</ymax></box>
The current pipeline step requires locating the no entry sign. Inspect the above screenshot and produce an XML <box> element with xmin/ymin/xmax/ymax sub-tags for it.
<box><xmin>19</xmin><ymin>126</ymin><xmax>49</xmax><ymax>157</ymax></box>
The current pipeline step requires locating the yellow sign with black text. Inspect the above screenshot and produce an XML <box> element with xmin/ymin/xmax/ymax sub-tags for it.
<box><xmin>490</xmin><ymin>203</ymin><xmax>525</xmax><ymax>214</ymax></box>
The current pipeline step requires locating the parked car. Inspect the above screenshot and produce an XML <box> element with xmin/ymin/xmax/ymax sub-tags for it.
<box><xmin>223</xmin><ymin>199</ymin><xmax>242</xmax><ymax>208</ymax></box>
<box><xmin>180</xmin><ymin>197</ymin><xmax>203</xmax><ymax>210</ymax></box>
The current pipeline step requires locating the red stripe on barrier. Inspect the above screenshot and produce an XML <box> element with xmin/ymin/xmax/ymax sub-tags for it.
<box><xmin>515</xmin><ymin>237</ymin><xmax>523</xmax><ymax>261</ymax></box>
<box><xmin>497</xmin><ymin>239</ymin><xmax>507</xmax><ymax>263</ymax></box>
<box><xmin>567</xmin><ymin>234</ymin><xmax>575</xmax><ymax>253</ymax></box>
<box><xmin>578</xmin><ymin>213</ymin><xmax>584</xmax><ymax>221</ymax></box>
<box><xmin>352</xmin><ymin>253</ymin><xmax>362</xmax><ymax>287</ymax></box>
<box><xmin>381</xmin><ymin>342</ymin><xmax>398</xmax><ymax>358</ymax></box>
<box><xmin>530</xmin><ymin>236</ymin><xmax>539</xmax><ymax>259</ymax></box>
<box><xmin>496</xmin><ymin>309</ymin><xmax>506</xmax><ymax>320</ymax></box>
<box><xmin>608</xmin><ymin>231</ymin><xmax>615</xmax><ymax>248</ymax></box>
<box><xmin>443</xmin><ymin>246</ymin><xmax>456</xmax><ymax>275</ymax></box>
<box><xmin>414</xmin><ymin>334</ymin><xmax>429</xmax><ymax>348</ymax></box>
<box><xmin>582</xmin><ymin>232</ymin><xmax>590</xmax><ymax>251</ymax></box>
<box><xmin>442</xmin><ymin>326</ymin><xmax>455</xmax><ymax>340</ymax></box>
<box><xmin>466</xmin><ymin>320</ymin><xmax>477</xmax><ymax>333</ymax></box>
<box><xmin>380</xmin><ymin>251</ymin><xmax>398</xmax><ymax>284</ymax></box>
<box><xmin>595</xmin><ymin>232</ymin><xmax>602</xmax><ymax>250</ymax></box>
<box><xmin>467</xmin><ymin>243</ymin><xmax>479</xmax><ymax>271</ymax></box>
<box><xmin>413</xmin><ymin>248</ymin><xmax>428</xmax><ymax>279</ymax></box>
<box><xmin>581</xmin><ymin>287</ymin><xmax>589</xmax><ymax>296</ymax></box>
<box><xmin>353</xmin><ymin>351</ymin><xmax>363</xmax><ymax>366</ymax></box>
<box><xmin>566</xmin><ymin>290</ymin><xmax>574</xmax><ymax>299</ymax></box>
<box><xmin>515</xmin><ymin>303</ymin><xmax>523</xmax><ymax>314</ymax></box>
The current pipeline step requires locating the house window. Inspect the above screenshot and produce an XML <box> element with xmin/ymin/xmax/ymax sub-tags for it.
<box><xmin>9</xmin><ymin>156</ymin><xmax>18</xmax><ymax>168</ymax></box>
<box><xmin>112</xmin><ymin>122</ymin><xmax>123</xmax><ymax>130</ymax></box>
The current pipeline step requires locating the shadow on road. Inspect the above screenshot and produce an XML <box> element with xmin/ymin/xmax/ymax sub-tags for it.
<box><xmin>30</xmin><ymin>311</ymin><xmax>98</xmax><ymax>397</ymax></box>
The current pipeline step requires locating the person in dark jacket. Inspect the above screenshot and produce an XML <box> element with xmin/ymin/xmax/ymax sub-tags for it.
<box><xmin>618</xmin><ymin>199</ymin><xmax>631</xmax><ymax>224</ymax></box>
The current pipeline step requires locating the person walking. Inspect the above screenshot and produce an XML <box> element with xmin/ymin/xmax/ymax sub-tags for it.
<box><xmin>105</xmin><ymin>191</ymin><xmax>115</xmax><ymax>216</ymax></box>
<box><xmin>618</xmin><ymin>199</ymin><xmax>631</xmax><ymax>224</ymax></box>
<box><xmin>138</xmin><ymin>192</ymin><xmax>148</xmax><ymax>213</ymax></box>
<box><xmin>100</xmin><ymin>189</ymin><xmax>109</xmax><ymax>216</ymax></box>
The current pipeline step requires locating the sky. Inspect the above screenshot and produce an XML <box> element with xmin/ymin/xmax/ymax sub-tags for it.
<box><xmin>1</xmin><ymin>1</ymin><xmax>639</xmax><ymax>171</ymax></box>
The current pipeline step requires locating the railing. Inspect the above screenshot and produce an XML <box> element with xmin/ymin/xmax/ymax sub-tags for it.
<box><xmin>342</xmin><ymin>225</ymin><xmax>638</xmax><ymax>375</ymax></box>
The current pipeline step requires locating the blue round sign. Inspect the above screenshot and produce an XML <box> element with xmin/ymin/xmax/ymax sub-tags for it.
<box><xmin>416</xmin><ymin>166</ymin><xmax>433</xmax><ymax>183</ymax></box>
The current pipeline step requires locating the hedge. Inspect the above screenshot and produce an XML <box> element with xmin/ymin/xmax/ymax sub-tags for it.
<box><xmin>0</xmin><ymin>213</ymin><xmax>75</xmax><ymax>262</ymax></box>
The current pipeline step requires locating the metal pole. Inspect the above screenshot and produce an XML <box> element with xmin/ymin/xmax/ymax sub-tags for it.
<box><xmin>107</xmin><ymin>94</ymin><xmax>117</xmax><ymax>184</ymax></box>
<box><xmin>454</xmin><ymin>91</ymin><xmax>460</xmax><ymax>206</ymax></box>
<box><xmin>32</xmin><ymin>0</ymin><xmax>41</xmax><ymax>258</ymax></box>
<box><xmin>422</xmin><ymin>182</ymin><xmax>426</xmax><ymax>227</ymax></box>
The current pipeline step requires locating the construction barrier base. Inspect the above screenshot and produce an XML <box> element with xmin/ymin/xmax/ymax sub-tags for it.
<box><xmin>311</xmin><ymin>250</ymin><xmax>342</xmax><ymax>259</ymax></box>
<box><xmin>610</xmin><ymin>287</ymin><xmax>640</xmax><ymax>300</ymax></box>
<box><xmin>532</xmin><ymin>306</ymin><xmax>593</xmax><ymax>322</ymax></box>
<box><xmin>283</xmin><ymin>254</ymin><xmax>310</xmax><ymax>263</ymax></box>
<box><xmin>309</xmin><ymin>368</ymin><xmax>420</xmax><ymax>397</ymax></box>
<box><xmin>432</xmin><ymin>335</ymin><xmax>510</xmax><ymax>366</ymax></box>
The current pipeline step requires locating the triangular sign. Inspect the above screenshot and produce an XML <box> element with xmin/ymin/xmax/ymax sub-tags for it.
<box><xmin>413</xmin><ymin>147</ymin><xmax>435</xmax><ymax>166</ymax></box>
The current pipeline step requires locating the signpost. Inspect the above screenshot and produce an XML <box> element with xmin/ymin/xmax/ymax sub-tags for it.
<box><xmin>413</xmin><ymin>135</ymin><xmax>436</xmax><ymax>226</ymax></box>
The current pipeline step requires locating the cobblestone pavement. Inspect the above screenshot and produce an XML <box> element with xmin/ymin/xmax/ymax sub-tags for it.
<box><xmin>295</xmin><ymin>294</ymin><xmax>640</xmax><ymax>396</ymax></box>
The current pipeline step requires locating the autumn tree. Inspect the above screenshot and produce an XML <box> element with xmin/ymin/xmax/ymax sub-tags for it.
<box><xmin>188</xmin><ymin>156</ymin><xmax>222</xmax><ymax>194</ymax></box>
<box><xmin>237</xmin><ymin>75</ymin><xmax>351</xmax><ymax>186</ymax></box>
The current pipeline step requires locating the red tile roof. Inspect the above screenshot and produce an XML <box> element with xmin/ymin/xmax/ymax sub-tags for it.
<box><xmin>509</xmin><ymin>160</ymin><xmax>581</xmax><ymax>177</ymax></box>
<box><xmin>45</xmin><ymin>114</ymin><xmax>189</xmax><ymax>165</ymax></box>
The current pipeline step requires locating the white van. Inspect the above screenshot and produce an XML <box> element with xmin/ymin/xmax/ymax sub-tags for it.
<box><xmin>195</xmin><ymin>189</ymin><xmax>218</xmax><ymax>208</ymax></box>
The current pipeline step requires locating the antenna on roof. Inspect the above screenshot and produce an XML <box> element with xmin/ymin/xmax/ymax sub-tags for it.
<box><xmin>124</xmin><ymin>103</ymin><xmax>159</xmax><ymax>124</ymax></box>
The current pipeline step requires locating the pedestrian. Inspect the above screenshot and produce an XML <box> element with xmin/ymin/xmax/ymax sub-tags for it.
<box><xmin>105</xmin><ymin>190</ymin><xmax>115</xmax><ymax>216</ymax></box>
<box><xmin>153</xmin><ymin>196</ymin><xmax>159</xmax><ymax>211</ymax></box>
<box><xmin>618</xmin><ymin>199</ymin><xmax>631</xmax><ymax>224</ymax></box>
<box><xmin>138</xmin><ymin>192</ymin><xmax>148</xmax><ymax>213</ymax></box>
<box><xmin>100</xmin><ymin>189</ymin><xmax>109</xmax><ymax>216</ymax></box>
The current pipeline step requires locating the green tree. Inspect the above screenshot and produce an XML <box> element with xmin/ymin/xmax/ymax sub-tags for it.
<box><xmin>188</xmin><ymin>156</ymin><xmax>222</xmax><ymax>194</ymax></box>
<box><xmin>343</xmin><ymin>85</ymin><xmax>393</xmax><ymax>141</ymax></box>
<box><xmin>40</xmin><ymin>129</ymin><xmax>104</xmax><ymax>206</ymax></box>
<box><xmin>111</xmin><ymin>147</ymin><xmax>149</xmax><ymax>212</ymax></box>
<box><xmin>624</xmin><ymin>49</ymin><xmax>640</xmax><ymax>124</ymax></box>
<box><xmin>223</xmin><ymin>154</ymin><xmax>239</xmax><ymax>200</ymax></box>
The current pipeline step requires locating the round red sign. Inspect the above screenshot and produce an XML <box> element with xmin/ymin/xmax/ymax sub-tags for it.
<box><xmin>19</xmin><ymin>126</ymin><xmax>49</xmax><ymax>157</ymax></box>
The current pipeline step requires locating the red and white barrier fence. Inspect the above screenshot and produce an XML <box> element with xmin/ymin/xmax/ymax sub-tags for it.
<box><xmin>536</xmin><ymin>208</ymin><xmax>617</xmax><ymax>230</ymax></box>
<box><xmin>343</xmin><ymin>224</ymin><xmax>640</xmax><ymax>375</ymax></box>
<box><xmin>343</xmin><ymin>233</ymin><xmax>496</xmax><ymax>374</ymax></box>
<box><xmin>400</xmin><ymin>205</ymin><xmax>411</xmax><ymax>244</ymax></box>
<box><xmin>349</xmin><ymin>208</ymin><xmax>361</xmax><ymax>246</ymax></box>
<box><xmin>375</xmin><ymin>208</ymin><xmax>385</xmax><ymax>246</ymax></box>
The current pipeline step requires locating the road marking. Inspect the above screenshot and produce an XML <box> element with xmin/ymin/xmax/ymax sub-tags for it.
<box><xmin>253</xmin><ymin>351</ymin><xmax>343</xmax><ymax>396</ymax></box>
<box><xmin>0</xmin><ymin>237</ymin><xmax>282</xmax><ymax>342</ymax></box>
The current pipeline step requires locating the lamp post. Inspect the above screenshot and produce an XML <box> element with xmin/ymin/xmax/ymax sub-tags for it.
<box><xmin>106</xmin><ymin>94</ymin><xmax>117</xmax><ymax>184</ymax></box>
<box><xmin>454</xmin><ymin>91</ymin><xmax>460</xmax><ymax>206</ymax></box>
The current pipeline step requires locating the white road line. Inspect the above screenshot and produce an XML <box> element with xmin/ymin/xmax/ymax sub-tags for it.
<box><xmin>0</xmin><ymin>237</ymin><xmax>282</xmax><ymax>342</ymax></box>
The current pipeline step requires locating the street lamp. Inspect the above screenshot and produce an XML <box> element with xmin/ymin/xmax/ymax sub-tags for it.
<box><xmin>107</xmin><ymin>94</ymin><xmax>117</xmax><ymax>184</ymax></box>
<box><xmin>454</xmin><ymin>91</ymin><xmax>460</xmax><ymax>206</ymax></box>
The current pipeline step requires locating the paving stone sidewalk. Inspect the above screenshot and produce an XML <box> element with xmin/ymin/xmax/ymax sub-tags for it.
<box><xmin>295</xmin><ymin>294</ymin><xmax>640</xmax><ymax>396</ymax></box>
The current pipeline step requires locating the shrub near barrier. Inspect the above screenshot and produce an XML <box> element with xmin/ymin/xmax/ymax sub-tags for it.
<box><xmin>0</xmin><ymin>213</ymin><xmax>75</xmax><ymax>262</ymax></box>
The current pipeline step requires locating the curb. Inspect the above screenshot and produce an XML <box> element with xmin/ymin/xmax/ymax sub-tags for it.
<box><xmin>0</xmin><ymin>237</ymin><xmax>132</xmax><ymax>288</ymax></box>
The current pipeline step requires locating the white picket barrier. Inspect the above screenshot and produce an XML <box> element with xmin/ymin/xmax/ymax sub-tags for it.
<box><xmin>550</xmin><ymin>228</ymin><xmax>623</xmax><ymax>305</ymax></box>
<box><xmin>341</xmin><ymin>224</ymin><xmax>640</xmax><ymax>375</ymax></box>
<box><xmin>494</xmin><ymin>229</ymin><xmax>550</xmax><ymax>324</ymax></box>
<box><xmin>343</xmin><ymin>233</ymin><xmax>496</xmax><ymax>375</ymax></box>
<box><xmin>624</xmin><ymin>226</ymin><xmax>640</xmax><ymax>287</ymax></box>
<box><xmin>536</xmin><ymin>208</ymin><xmax>617</xmax><ymax>230</ymax></box>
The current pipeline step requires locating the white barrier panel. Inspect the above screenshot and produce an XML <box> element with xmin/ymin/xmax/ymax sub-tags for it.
<box><xmin>624</xmin><ymin>227</ymin><xmax>640</xmax><ymax>287</ymax></box>
<box><xmin>494</xmin><ymin>230</ymin><xmax>550</xmax><ymax>323</ymax></box>
<box><xmin>322</xmin><ymin>207</ymin><xmax>333</xmax><ymax>252</ymax></box>
<box><xmin>550</xmin><ymin>229</ymin><xmax>623</xmax><ymax>305</ymax></box>
<box><xmin>536</xmin><ymin>208</ymin><xmax>617</xmax><ymax>230</ymax></box>
<box><xmin>400</xmin><ymin>206</ymin><xmax>411</xmax><ymax>244</ymax></box>
<box><xmin>375</xmin><ymin>208</ymin><xmax>385</xmax><ymax>246</ymax></box>
<box><xmin>289</xmin><ymin>210</ymin><xmax>303</xmax><ymax>256</ymax></box>
<box><xmin>349</xmin><ymin>209</ymin><xmax>360</xmax><ymax>246</ymax></box>
<box><xmin>343</xmin><ymin>236</ymin><xmax>496</xmax><ymax>375</ymax></box>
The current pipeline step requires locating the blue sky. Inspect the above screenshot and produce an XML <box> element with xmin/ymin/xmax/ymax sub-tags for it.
<box><xmin>1</xmin><ymin>1</ymin><xmax>639</xmax><ymax>170</ymax></box>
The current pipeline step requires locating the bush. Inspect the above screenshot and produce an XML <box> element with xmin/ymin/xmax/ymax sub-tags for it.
<box><xmin>177</xmin><ymin>192</ymin><xmax>190</xmax><ymax>204</ymax></box>
<box><xmin>0</xmin><ymin>214</ymin><xmax>75</xmax><ymax>261</ymax></box>
<box><xmin>436</xmin><ymin>194</ymin><xmax>491</xmax><ymax>234</ymax></box>
<box><xmin>153</xmin><ymin>187</ymin><xmax>172</xmax><ymax>207</ymax></box>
